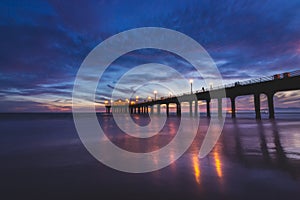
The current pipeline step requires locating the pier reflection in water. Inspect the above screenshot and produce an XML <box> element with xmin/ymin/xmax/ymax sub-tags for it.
<box><xmin>99</xmin><ymin>114</ymin><xmax>300</xmax><ymax>197</ymax></box>
<box><xmin>1</xmin><ymin>113</ymin><xmax>300</xmax><ymax>199</ymax></box>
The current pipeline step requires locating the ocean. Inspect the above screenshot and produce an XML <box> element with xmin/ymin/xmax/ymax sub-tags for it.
<box><xmin>0</xmin><ymin>113</ymin><xmax>300</xmax><ymax>199</ymax></box>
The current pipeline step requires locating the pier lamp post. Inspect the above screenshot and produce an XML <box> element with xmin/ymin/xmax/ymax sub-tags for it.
<box><xmin>148</xmin><ymin>96</ymin><xmax>152</xmax><ymax>101</ymax></box>
<box><xmin>169</xmin><ymin>92</ymin><xmax>172</xmax><ymax>98</ymax></box>
<box><xmin>189</xmin><ymin>79</ymin><xmax>193</xmax><ymax>94</ymax></box>
<box><xmin>136</xmin><ymin>96</ymin><xmax>139</xmax><ymax>102</ymax></box>
<box><xmin>154</xmin><ymin>90</ymin><xmax>157</xmax><ymax>101</ymax></box>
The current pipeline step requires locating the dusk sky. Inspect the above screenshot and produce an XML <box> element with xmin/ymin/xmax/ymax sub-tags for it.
<box><xmin>1</xmin><ymin>0</ymin><xmax>300</xmax><ymax>112</ymax></box>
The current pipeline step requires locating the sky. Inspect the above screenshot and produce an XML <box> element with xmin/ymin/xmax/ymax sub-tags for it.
<box><xmin>0</xmin><ymin>0</ymin><xmax>300</xmax><ymax>112</ymax></box>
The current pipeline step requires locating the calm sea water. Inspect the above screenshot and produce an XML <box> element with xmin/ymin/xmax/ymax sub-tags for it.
<box><xmin>0</xmin><ymin>113</ymin><xmax>300</xmax><ymax>199</ymax></box>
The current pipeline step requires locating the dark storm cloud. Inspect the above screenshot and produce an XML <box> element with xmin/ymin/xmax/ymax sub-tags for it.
<box><xmin>0</xmin><ymin>0</ymin><xmax>98</xmax><ymax>101</ymax></box>
<box><xmin>154</xmin><ymin>0</ymin><xmax>300</xmax><ymax>76</ymax></box>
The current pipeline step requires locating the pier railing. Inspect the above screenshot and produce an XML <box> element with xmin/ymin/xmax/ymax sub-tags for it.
<box><xmin>290</xmin><ymin>70</ymin><xmax>300</xmax><ymax>77</ymax></box>
<box><xmin>158</xmin><ymin>70</ymin><xmax>300</xmax><ymax>100</ymax></box>
<box><xmin>222</xmin><ymin>70</ymin><xmax>300</xmax><ymax>89</ymax></box>
<box><xmin>108</xmin><ymin>70</ymin><xmax>300</xmax><ymax>103</ymax></box>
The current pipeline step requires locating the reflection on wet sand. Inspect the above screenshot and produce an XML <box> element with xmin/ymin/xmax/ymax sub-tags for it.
<box><xmin>213</xmin><ymin>150</ymin><xmax>223</xmax><ymax>178</ymax></box>
<box><xmin>186</xmin><ymin>117</ymin><xmax>300</xmax><ymax>190</ymax></box>
<box><xmin>101</xmin><ymin>115</ymin><xmax>300</xmax><ymax>182</ymax></box>
<box><xmin>2</xmin><ymin>114</ymin><xmax>300</xmax><ymax>199</ymax></box>
<box><xmin>230</xmin><ymin>119</ymin><xmax>299</xmax><ymax>179</ymax></box>
<box><xmin>192</xmin><ymin>154</ymin><xmax>201</xmax><ymax>184</ymax></box>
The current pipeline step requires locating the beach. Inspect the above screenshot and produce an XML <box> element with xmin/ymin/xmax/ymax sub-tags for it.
<box><xmin>1</xmin><ymin>113</ymin><xmax>300</xmax><ymax>199</ymax></box>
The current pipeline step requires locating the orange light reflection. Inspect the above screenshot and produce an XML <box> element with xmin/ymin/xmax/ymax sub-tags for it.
<box><xmin>214</xmin><ymin>151</ymin><xmax>223</xmax><ymax>178</ymax></box>
<box><xmin>192</xmin><ymin>155</ymin><xmax>201</xmax><ymax>184</ymax></box>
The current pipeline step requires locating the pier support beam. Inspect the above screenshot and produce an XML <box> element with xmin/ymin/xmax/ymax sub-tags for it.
<box><xmin>206</xmin><ymin>99</ymin><xmax>211</xmax><ymax>118</ymax></box>
<box><xmin>218</xmin><ymin>98</ymin><xmax>222</xmax><ymax>118</ymax></box>
<box><xmin>166</xmin><ymin>103</ymin><xmax>169</xmax><ymax>116</ymax></box>
<box><xmin>138</xmin><ymin>107</ymin><xmax>141</xmax><ymax>114</ymax></box>
<box><xmin>105</xmin><ymin>106</ymin><xmax>111</xmax><ymax>113</ymax></box>
<box><xmin>267</xmin><ymin>93</ymin><xmax>275</xmax><ymax>119</ymax></box>
<box><xmin>194</xmin><ymin>101</ymin><xmax>198</xmax><ymax>117</ymax></box>
<box><xmin>176</xmin><ymin>103</ymin><xmax>181</xmax><ymax>116</ymax></box>
<box><xmin>189</xmin><ymin>101</ymin><xmax>193</xmax><ymax>117</ymax></box>
<box><xmin>157</xmin><ymin>104</ymin><xmax>161</xmax><ymax>115</ymax></box>
<box><xmin>254</xmin><ymin>93</ymin><xmax>261</xmax><ymax>119</ymax></box>
<box><xmin>231</xmin><ymin>97</ymin><xmax>236</xmax><ymax>118</ymax></box>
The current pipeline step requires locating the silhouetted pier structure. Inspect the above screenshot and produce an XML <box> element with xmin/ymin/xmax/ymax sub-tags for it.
<box><xmin>105</xmin><ymin>70</ymin><xmax>300</xmax><ymax>119</ymax></box>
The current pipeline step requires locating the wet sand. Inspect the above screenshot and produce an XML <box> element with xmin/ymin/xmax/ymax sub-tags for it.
<box><xmin>1</xmin><ymin>113</ymin><xmax>300</xmax><ymax>199</ymax></box>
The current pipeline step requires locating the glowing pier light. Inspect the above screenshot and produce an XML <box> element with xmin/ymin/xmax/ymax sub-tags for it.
<box><xmin>189</xmin><ymin>79</ymin><xmax>193</xmax><ymax>94</ymax></box>
<box><xmin>154</xmin><ymin>90</ymin><xmax>157</xmax><ymax>100</ymax></box>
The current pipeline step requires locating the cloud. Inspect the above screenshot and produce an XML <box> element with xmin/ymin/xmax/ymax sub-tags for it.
<box><xmin>1</xmin><ymin>0</ymin><xmax>300</xmax><ymax>111</ymax></box>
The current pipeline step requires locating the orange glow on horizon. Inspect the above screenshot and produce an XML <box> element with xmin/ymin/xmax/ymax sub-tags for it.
<box><xmin>47</xmin><ymin>104</ymin><xmax>71</xmax><ymax>112</ymax></box>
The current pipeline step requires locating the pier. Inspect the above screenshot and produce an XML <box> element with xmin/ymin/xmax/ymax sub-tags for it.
<box><xmin>105</xmin><ymin>70</ymin><xmax>300</xmax><ymax>119</ymax></box>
